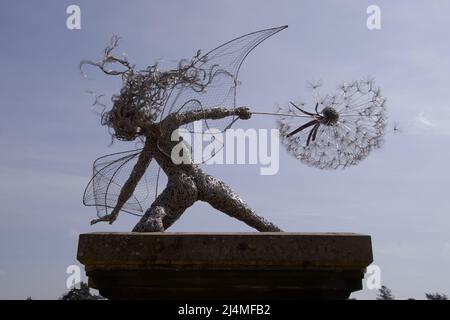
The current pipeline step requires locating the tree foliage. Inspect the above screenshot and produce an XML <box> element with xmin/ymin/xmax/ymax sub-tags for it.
<box><xmin>425</xmin><ymin>293</ymin><xmax>448</xmax><ymax>300</ymax></box>
<box><xmin>376</xmin><ymin>285</ymin><xmax>395</xmax><ymax>300</ymax></box>
<box><xmin>60</xmin><ymin>282</ymin><xmax>104</xmax><ymax>300</ymax></box>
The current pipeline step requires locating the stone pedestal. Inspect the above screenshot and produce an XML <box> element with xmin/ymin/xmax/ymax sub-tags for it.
<box><xmin>77</xmin><ymin>232</ymin><xmax>372</xmax><ymax>300</ymax></box>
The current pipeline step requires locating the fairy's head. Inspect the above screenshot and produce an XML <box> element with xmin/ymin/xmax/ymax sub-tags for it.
<box><xmin>101</xmin><ymin>71</ymin><xmax>163</xmax><ymax>141</ymax></box>
<box><xmin>81</xmin><ymin>36</ymin><xmax>170</xmax><ymax>141</ymax></box>
<box><xmin>101</xmin><ymin>87</ymin><xmax>144</xmax><ymax>141</ymax></box>
<box><xmin>82</xmin><ymin>35</ymin><xmax>211</xmax><ymax>142</ymax></box>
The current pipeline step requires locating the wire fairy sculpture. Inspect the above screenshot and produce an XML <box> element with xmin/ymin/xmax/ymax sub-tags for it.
<box><xmin>82</xmin><ymin>26</ymin><xmax>288</xmax><ymax>232</ymax></box>
<box><xmin>82</xmin><ymin>26</ymin><xmax>388</xmax><ymax>232</ymax></box>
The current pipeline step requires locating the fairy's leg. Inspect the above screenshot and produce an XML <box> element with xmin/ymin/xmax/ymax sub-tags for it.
<box><xmin>132</xmin><ymin>173</ymin><xmax>198</xmax><ymax>232</ymax></box>
<box><xmin>195</xmin><ymin>173</ymin><xmax>283</xmax><ymax>232</ymax></box>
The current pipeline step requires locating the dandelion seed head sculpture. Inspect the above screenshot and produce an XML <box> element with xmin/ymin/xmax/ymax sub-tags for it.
<box><xmin>277</xmin><ymin>79</ymin><xmax>387</xmax><ymax>169</ymax></box>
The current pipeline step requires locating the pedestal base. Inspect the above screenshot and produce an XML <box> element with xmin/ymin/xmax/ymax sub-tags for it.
<box><xmin>77</xmin><ymin>232</ymin><xmax>373</xmax><ymax>300</ymax></box>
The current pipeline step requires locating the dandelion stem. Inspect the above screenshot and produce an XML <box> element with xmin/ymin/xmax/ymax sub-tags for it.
<box><xmin>251</xmin><ymin>111</ymin><xmax>310</xmax><ymax>118</ymax></box>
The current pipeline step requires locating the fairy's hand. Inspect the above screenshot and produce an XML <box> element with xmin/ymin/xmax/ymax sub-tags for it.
<box><xmin>236</xmin><ymin>107</ymin><xmax>252</xmax><ymax>120</ymax></box>
<box><xmin>90</xmin><ymin>215</ymin><xmax>112</xmax><ymax>225</ymax></box>
<box><xmin>90</xmin><ymin>209</ymin><xmax>120</xmax><ymax>225</ymax></box>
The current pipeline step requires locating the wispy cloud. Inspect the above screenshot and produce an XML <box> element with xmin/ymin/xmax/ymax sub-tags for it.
<box><xmin>412</xmin><ymin>111</ymin><xmax>450</xmax><ymax>136</ymax></box>
<box><xmin>415</xmin><ymin>112</ymin><xmax>437</xmax><ymax>128</ymax></box>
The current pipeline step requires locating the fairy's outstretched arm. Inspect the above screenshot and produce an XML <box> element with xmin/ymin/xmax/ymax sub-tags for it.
<box><xmin>91</xmin><ymin>139</ymin><xmax>154</xmax><ymax>225</ymax></box>
<box><xmin>161</xmin><ymin>107</ymin><xmax>252</xmax><ymax>131</ymax></box>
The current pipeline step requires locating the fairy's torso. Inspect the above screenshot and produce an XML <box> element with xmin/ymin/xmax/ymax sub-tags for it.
<box><xmin>144</xmin><ymin>130</ymin><xmax>200</xmax><ymax>178</ymax></box>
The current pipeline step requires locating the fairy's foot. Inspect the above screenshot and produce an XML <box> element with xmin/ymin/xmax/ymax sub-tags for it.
<box><xmin>132</xmin><ymin>213</ymin><xmax>165</xmax><ymax>232</ymax></box>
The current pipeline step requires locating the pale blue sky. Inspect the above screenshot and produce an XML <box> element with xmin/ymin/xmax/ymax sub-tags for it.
<box><xmin>1</xmin><ymin>0</ymin><xmax>450</xmax><ymax>299</ymax></box>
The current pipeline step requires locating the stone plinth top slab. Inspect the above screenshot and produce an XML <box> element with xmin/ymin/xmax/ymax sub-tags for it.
<box><xmin>78</xmin><ymin>232</ymin><xmax>372</xmax><ymax>270</ymax></box>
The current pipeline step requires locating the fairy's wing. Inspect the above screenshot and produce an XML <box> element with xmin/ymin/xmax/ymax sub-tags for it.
<box><xmin>83</xmin><ymin>149</ymin><xmax>164</xmax><ymax>218</ymax></box>
<box><xmin>160</xmin><ymin>25</ymin><xmax>288</xmax><ymax>135</ymax></box>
